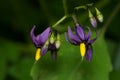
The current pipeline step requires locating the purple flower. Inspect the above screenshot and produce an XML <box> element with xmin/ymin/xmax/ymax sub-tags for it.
<box><xmin>65</xmin><ymin>24</ymin><xmax>97</xmax><ymax>62</ymax></box>
<box><xmin>30</xmin><ymin>26</ymin><xmax>51</xmax><ymax>61</ymax></box>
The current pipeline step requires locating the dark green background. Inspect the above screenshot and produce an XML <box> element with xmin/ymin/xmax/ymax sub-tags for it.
<box><xmin>0</xmin><ymin>0</ymin><xmax>120</xmax><ymax>80</ymax></box>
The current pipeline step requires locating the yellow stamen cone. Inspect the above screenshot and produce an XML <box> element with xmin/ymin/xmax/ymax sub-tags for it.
<box><xmin>80</xmin><ymin>43</ymin><xmax>86</xmax><ymax>57</ymax></box>
<box><xmin>35</xmin><ymin>48</ymin><xmax>41</xmax><ymax>61</ymax></box>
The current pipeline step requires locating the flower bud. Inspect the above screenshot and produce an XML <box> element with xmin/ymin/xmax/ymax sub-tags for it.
<box><xmin>55</xmin><ymin>33</ymin><xmax>61</xmax><ymax>49</ymax></box>
<box><xmin>95</xmin><ymin>8</ymin><xmax>103</xmax><ymax>22</ymax></box>
<box><xmin>43</xmin><ymin>39</ymin><xmax>49</xmax><ymax>49</ymax></box>
<box><xmin>50</xmin><ymin>33</ymin><xmax>55</xmax><ymax>44</ymax></box>
<box><xmin>88</xmin><ymin>10</ymin><xmax>97</xmax><ymax>28</ymax></box>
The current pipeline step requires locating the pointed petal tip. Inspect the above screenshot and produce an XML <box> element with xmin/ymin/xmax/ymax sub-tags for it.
<box><xmin>38</xmin><ymin>27</ymin><xmax>51</xmax><ymax>44</ymax></box>
<box><xmin>85</xmin><ymin>46</ymin><xmax>93</xmax><ymax>62</ymax></box>
<box><xmin>85</xmin><ymin>26</ymin><xmax>92</xmax><ymax>41</ymax></box>
<box><xmin>88</xmin><ymin>30</ymin><xmax>98</xmax><ymax>44</ymax></box>
<box><xmin>30</xmin><ymin>26</ymin><xmax>35</xmax><ymax>34</ymax></box>
<box><xmin>30</xmin><ymin>25</ymin><xmax>38</xmax><ymax>47</ymax></box>
<box><xmin>67</xmin><ymin>26</ymin><xmax>80</xmax><ymax>45</ymax></box>
<box><xmin>65</xmin><ymin>32</ymin><xmax>70</xmax><ymax>43</ymax></box>
<box><xmin>46</xmin><ymin>27</ymin><xmax>51</xmax><ymax>32</ymax></box>
<box><xmin>40</xmin><ymin>47</ymin><xmax>48</xmax><ymax>55</ymax></box>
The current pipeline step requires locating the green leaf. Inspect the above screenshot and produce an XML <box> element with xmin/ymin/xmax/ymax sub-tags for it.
<box><xmin>110</xmin><ymin>70</ymin><xmax>120</xmax><ymax>80</ymax></box>
<box><xmin>9</xmin><ymin>58</ymin><xmax>33</xmax><ymax>80</ymax></box>
<box><xmin>31</xmin><ymin>34</ymin><xmax>112</xmax><ymax>80</ymax></box>
<box><xmin>0</xmin><ymin>40</ymin><xmax>20</xmax><ymax>80</ymax></box>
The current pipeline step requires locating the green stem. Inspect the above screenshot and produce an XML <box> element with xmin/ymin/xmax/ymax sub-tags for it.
<box><xmin>86</xmin><ymin>3</ymin><xmax>94</xmax><ymax>7</ymax></box>
<box><xmin>51</xmin><ymin>0</ymin><xmax>68</xmax><ymax>28</ymax></box>
<box><xmin>72</xmin><ymin>13</ymin><xmax>78</xmax><ymax>24</ymax></box>
<box><xmin>63</xmin><ymin>0</ymin><xmax>68</xmax><ymax>15</ymax></box>
<box><xmin>75</xmin><ymin>3</ymin><xmax>93</xmax><ymax>10</ymax></box>
<box><xmin>52</xmin><ymin>15</ymin><xmax>67</xmax><ymax>28</ymax></box>
<box><xmin>75</xmin><ymin>6</ymin><xmax>87</xmax><ymax>10</ymax></box>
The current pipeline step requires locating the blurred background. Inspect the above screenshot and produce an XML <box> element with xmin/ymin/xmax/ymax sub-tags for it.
<box><xmin>0</xmin><ymin>0</ymin><xmax>120</xmax><ymax>80</ymax></box>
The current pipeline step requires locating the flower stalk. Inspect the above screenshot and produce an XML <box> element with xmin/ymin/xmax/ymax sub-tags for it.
<box><xmin>52</xmin><ymin>15</ymin><xmax>67</xmax><ymax>28</ymax></box>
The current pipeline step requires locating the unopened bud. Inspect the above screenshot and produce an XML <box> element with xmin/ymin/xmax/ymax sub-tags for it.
<box><xmin>43</xmin><ymin>39</ymin><xmax>49</xmax><ymax>48</ymax></box>
<box><xmin>88</xmin><ymin>10</ymin><xmax>97</xmax><ymax>28</ymax></box>
<box><xmin>55</xmin><ymin>33</ymin><xmax>61</xmax><ymax>49</ymax></box>
<box><xmin>95</xmin><ymin>8</ymin><xmax>103</xmax><ymax>22</ymax></box>
<box><xmin>50</xmin><ymin>33</ymin><xmax>55</xmax><ymax>44</ymax></box>
<box><xmin>55</xmin><ymin>40</ymin><xmax>61</xmax><ymax>49</ymax></box>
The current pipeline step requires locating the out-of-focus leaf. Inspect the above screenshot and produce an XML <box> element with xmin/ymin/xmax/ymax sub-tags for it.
<box><xmin>110</xmin><ymin>70</ymin><xmax>120</xmax><ymax>80</ymax></box>
<box><xmin>112</xmin><ymin>42</ymin><xmax>120</xmax><ymax>70</ymax></box>
<box><xmin>106</xmin><ymin>39</ymin><xmax>117</xmax><ymax>57</ymax></box>
<box><xmin>0</xmin><ymin>40</ymin><xmax>20</xmax><ymax>61</ymax></box>
<box><xmin>9</xmin><ymin>57</ymin><xmax>33</xmax><ymax>80</ymax></box>
<box><xmin>0</xmin><ymin>55</ymin><xmax>6</xmax><ymax>80</ymax></box>
<box><xmin>31</xmin><ymin>33</ymin><xmax>112</xmax><ymax>80</ymax></box>
<box><xmin>0</xmin><ymin>39</ymin><xmax>34</xmax><ymax>80</ymax></box>
<box><xmin>0</xmin><ymin>39</ymin><xmax>20</xmax><ymax>80</ymax></box>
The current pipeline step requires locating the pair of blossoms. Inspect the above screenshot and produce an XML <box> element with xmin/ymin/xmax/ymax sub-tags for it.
<box><xmin>30</xmin><ymin>8</ymin><xmax>103</xmax><ymax>62</ymax></box>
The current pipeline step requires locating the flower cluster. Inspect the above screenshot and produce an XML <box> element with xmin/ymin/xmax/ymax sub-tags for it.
<box><xmin>30</xmin><ymin>6</ymin><xmax>103</xmax><ymax>62</ymax></box>
<box><xmin>64</xmin><ymin>7</ymin><xmax>103</xmax><ymax>62</ymax></box>
<box><xmin>88</xmin><ymin>8</ymin><xmax>103</xmax><ymax>28</ymax></box>
<box><xmin>30</xmin><ymin>26</ymin><xmax>60</xmax><ymax>61</ymax></box>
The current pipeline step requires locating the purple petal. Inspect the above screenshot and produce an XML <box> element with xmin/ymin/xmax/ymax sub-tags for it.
<box><xmin>68</xmin><ymin>26</ymin><xmax>81</xmax><ymax>43</ymax></box>
<box><xmin>30</xmin><ymin>26</ymin><xmax>38</xmax><ymax>47</ymax></box>
<box><xmin>85</xmin><ymin>45</ymin><xmax>93</xmax><ymax>62</ymax></box>
<box><xmin>85</xmin><ymin>27</ymin><xmax>92</xmax><ymax>41</ymax></box>
<box><xmin>41</xmin><ymin>47</ymin><xmax>48</xmax><ymax>55</ymax></box>
<box><xmin>88</xmin><ymin>30</ymin><xmax>98</xmax><ymax>44</ymax></box>
<box><xmin>51</xmin><ymin>51</ymin><xmax>57</xmax><ymax>60</ymax></box>
<box><xmin>40</xmin><ymin>27</ymin><xmax>51</xmax><ymax>38</ymax></box>
<box><xmin>36</xmin><ymin>27</ymin><xmax>51</xmax><ymax>45</ymax></box>
<box><xmin>65</xmin><ymin>32</ymin><xmax>79</xmax><ymax>45</ymax></box>
<box><xmin>65</xmin><ymin>32</ymin><xmax>74</xmax><ymax>44</ymax></box>
<box><xmin>75</xmin><ymin>25</ymin><xmax>85</xmax><ymax>40</ymax></box>
<box><xmin>49</xmin><ymin>43</ymin><xmax>56</xmax><ymax>50</ymax></box>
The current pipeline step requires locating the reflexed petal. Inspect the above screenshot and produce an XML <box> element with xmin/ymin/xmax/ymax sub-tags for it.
<box><xmin>36</xmin><ymin>27</ymin><xmax>51</xmax><ymax>45</ymax></box>
<box><xmin>65</xmin><ymin>32</ymin><xmax>79</xmax><ymax>45</ymax></box>
<box><xmin>68</xmin><ymin>26</ymin><xmax>80</xmax><ymax>43</ymax></box>
<box><xmin>75</xmin><ymin>25</ymin><xmax>85</xmax><ymax>40</ymax></box>
<box><xmin>85</xmin><ymin>27</ymin><xmax>92</xmax><ymax>41</ymax></box>
<box><xmin>88</xmin><ymin>30</ymin><xmax>98</xmax><ymax>44</ymax></box>
<box><xmin>30</xmin><ymin>26</ymin><xmax>38</xmax><ymax>47</ymax></box>
<box><xmin>40</xmin><ymin>47</ymin><xmax>48</xmax><ymax>55</ymax></box>
<box><xmin>51</xmin><ymin>51</ymin><xmax>57</xmax><ymax>60</ymax></box>
<box><xmin>85</xmin><ymin>45</ymin><xmax>93</xmax><ymax>62</ymax></box>
<box><xmin>88</xmin><ymin>38</ymin><xmax>97</xmax><ymax>44</ymax></box>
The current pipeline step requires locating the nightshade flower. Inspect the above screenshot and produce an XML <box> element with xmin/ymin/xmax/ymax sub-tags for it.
<box><xmin>65</xmin><ymin>24</ymin><xmax>97</xmax><ymax>62</ymax></box>
<box><xmin>30</xmin><ymin>26</ymin><xmax>51</xmax><ymax>61</ymax></box>
<box><xmin>48</xmin><ymin>33</ymin><xmax>61</xmax><ymax>60</ymax></box>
